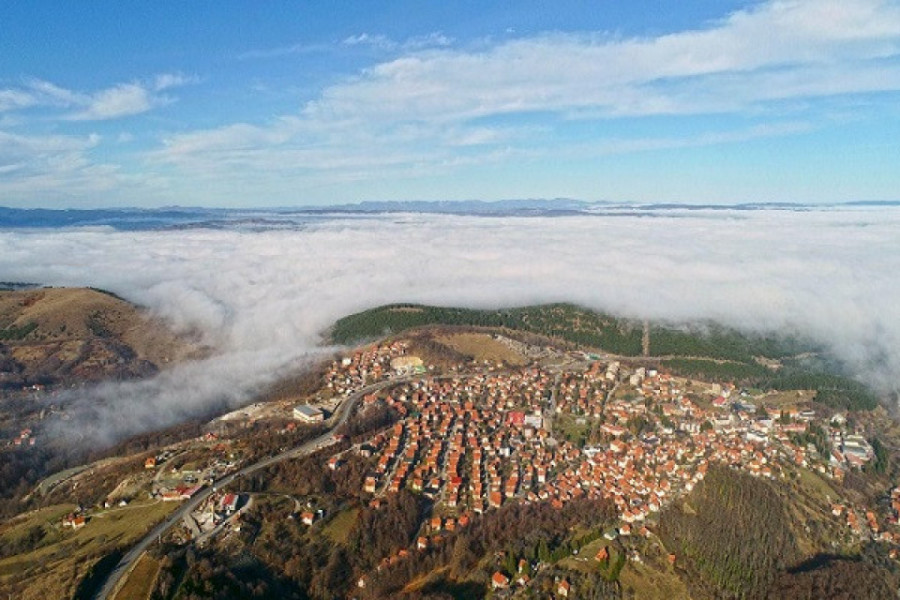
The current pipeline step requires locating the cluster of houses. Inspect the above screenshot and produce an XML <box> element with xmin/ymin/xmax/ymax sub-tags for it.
<box><xmin>827</xmin><ymin>485</ymin><xmax>900</xmax><ymax>545</ymax></box>
<box><xmin>830</xmin><ymin>430</ymin><xmax>875</xmax><ymax>468</ymax></box>
<box><xmin>554</xmin><ymin>361</ymin><xmax>618</xmax><ymax>416</ymax></box>
<box><xmin>182</xmin><ymin>491</ymin><xmax>246</xmax><ymax>539</ymax></box>
<box><xmin>356</xmin><ymin>360</ymin><xmax>891</xmax><ymax>553</ymax></box>
<box><xmin>490</xmin><ymin>571</ymin><xmax>573</xmax><ymax>598</ymax></box>
<box><xmin>62</xmin><ymin>512</ymin><xmax>86</xmax><ymax>529</ymax></box>
<box><xmin>159</xmin><ymin>484</ymin><xmax>203</xmax><ymax>502</ymax></box>
<box><xmin>324</xmin><ymin>341</ymin><xmax>412</xmax><ymax>396</ymax></box>
<box><xmin>362</xmin><ymin>369</ymin><xmax>572</xmax><ymax>515</ymax></box>
<box><xmin>10</xmin><ymin>427</ymin><xmax>35</xmax><ymax>447</ymax></box>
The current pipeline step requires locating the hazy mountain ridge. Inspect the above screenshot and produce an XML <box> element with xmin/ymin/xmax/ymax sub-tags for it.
<box><xmin>3</xmin><ymin>201</ymin><xmax>893</xmax><ymax>232</ymax></box>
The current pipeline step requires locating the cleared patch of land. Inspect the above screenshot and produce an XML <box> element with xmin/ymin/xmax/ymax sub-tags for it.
<box><xmin>112</xmin><ymin>552</ymin><xmax>160</xmax><ymax>600</ymax></box>
<box><xmin>556</xmin><ymin>537</ymin><xmax>610</xmax><ymax>573</ymax></box>
<box><xmin>322</xmin><ymin>507</ymin><xmax>359</xmax><ymax>544</ymax></box>
<box><xmin>435</xmin><ymin>332</ymin><xmax>527</xmax><ymax>366</ymax></box>
<box><xmin>0</xmin><ymin>503</ymin><xmax>75</xmax><ymax>548</ymax></box>
<box><xmin>619</xmin><ymin>559</ymin><xmax>690</xmax><ymax>600</ymax></box>
<box><xmin>754</xmin><ymin>388</ymin><xmax>816</xmax><ymax>407</ymax></box>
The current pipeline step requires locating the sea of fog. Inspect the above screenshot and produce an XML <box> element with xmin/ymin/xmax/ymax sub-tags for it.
<box><xmin>1</xmin><ymin>204</ymin><xmax>899</xmax><ymax>446</ymax></box>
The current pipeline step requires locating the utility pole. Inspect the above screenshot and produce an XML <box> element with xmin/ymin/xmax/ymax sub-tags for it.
<box><xmin>642</xmin><ymin>320</ymin><xmax>650</xmax><ymax>357</ymax></box>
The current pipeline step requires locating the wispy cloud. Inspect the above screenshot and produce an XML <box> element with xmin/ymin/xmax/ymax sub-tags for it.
<box><xmin>237</xmin><ymin>42</ymin><xmax>333</xmax><ymax>60</ymax></box>
<box><xmin>0</xmin><ymin>74</ymin><xmax>198</xmax><ymax>203</ymax></box>
<box><xmin>0</xmin><ymin>79</ymin><xmax>81</xmax><ymax>112</ymax></box>
<box><xmin>153</xmin><ymin>73</ymin><xmax>199</xmax><ymax>91</ymax></box>
<box><xmin>404</xmin><ymin>32</ymin><xmax>454</xmax><ymax>50</ymax></box>
<box><xmin>66</xmin><ymin>83</ymin><xmax>163</xmax><ymax>121</ymax></box>
<box><xmin>302</xmin><ymin>0</ymin><xmax>900</xmax><ymax>124</ymax></box>
<box><xmin>342</xmin><ymin>32</ymin><xmax>396</xmax><ymax>50</ymax></box>
<box><xmin>0</xmin><ymin>130</ymin><xmax>126</xmax><ymax>199</ymax></box>
<box><xmin>553</xmin><ymin>121</ymin><xmax>817</xmax><ymax>158</ymax></box>
<box><xmin>238</xmin><ymin>31</ymin><xmax>453</xmax><ymax>60</ymax></box>
<box><xmin>152</xmin><ymin>0</ymin><xmax>900</xmax><ymax>196</ymax></box>
<box><xmin>340</xmin><ymin>31</ymin><xmax>453</xmax><ymax>51</ymax></box>
<box><xmin>0</xmin><ymin>73</ymin><xmax>195</xmax><ymax>120</ymax></box>
<box><xmin>0</xmin><ymin>89</ymin><xmax>39</xmax><ymax>112</ymax></box>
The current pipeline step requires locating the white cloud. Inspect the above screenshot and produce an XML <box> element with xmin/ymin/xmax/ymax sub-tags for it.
<box><xmin>342</xmin><ymin>33</ymin><xmax>396</xmax><ymax>50</ymax></box>
<box><xmin>341</xmin><ymin>31</ymin><xmax>454</xmax><ymax>51</ymax></box>
<box><xmin>0</xmin><ymin>79</ymin><xmax>83</xmax><ymax>113</ymax></box>
<box><xmin>153</xmin><ymin>72</ymin><xmax>197</xmax><ymax>91</ymax></box>
<box><xmin>1</xmin><ymin>208</ymin><xmax>899</xmax><ymax>445</ymax></box>
<box><xmin>239</xmin><ymin>31</ymin><xmax>451</xmax><ymax>60</ymax></box>
<box><xmin>67</xmin><ymin>83</ymin><xmax>158</xmax><ymax>121</ymax></box>
<box><xmin>237</xmin><ymin>42</ymin><xmax>333</xmax><ymax>60</ymax></box>
<box><xmin>404</xmin><ymin>32</ymin><xmax>454</xmax><ymax>50</ymax></box>
<box><xmin>24</xmin><ymin>79</ymin><xmax>84</xmax><ymax>106</ymax></box>
<box><xmin>68</xmin><ymin>73</ymin><xmax>196</xmax><ymax>120</ymax></box>
<box><xmin>0</xmin><ymin>89</ymin><xmax>38</xmax><ymax>112</ymax></box>
<box><xmin>0</xmin><ymin>130</ymin><xmax>115</xmax><ymax>194</ymax></box>
<box><xmin>552</xmin><ymin>121</ymin><xmax>816</xmax><ymax>157</ymax></box>
<box><xmin>151</xmin><ymin>0</ymin><xmax>900</xmax><ymax>195</ymax></box>
<box><xmin>0</xmin><ymin>73</ymin><xmax>193</xmax><ymax>121</ymax></box>
<box><xmin>303</xmin><ymin>0</ymin><xmax>900</xmax><ymax>124</ymax></box>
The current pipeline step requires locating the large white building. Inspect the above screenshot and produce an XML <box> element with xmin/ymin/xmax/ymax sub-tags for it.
<box><xmin>293</xmin><ymin>404</ymin><xmax>324</xmax><ymax>422</ymax></box>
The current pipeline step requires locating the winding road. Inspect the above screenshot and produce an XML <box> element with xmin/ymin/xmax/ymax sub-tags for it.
<box><xmin>93</xmin><ymin>376</ymin><xmax>406</xmax><ymax>600</ymax></box>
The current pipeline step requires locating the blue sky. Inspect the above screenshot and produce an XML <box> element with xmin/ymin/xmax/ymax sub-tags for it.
<box><xmin>2</xmin><ymin>0</ymin><xmax>900</xmax><ymax>208</ymax></box>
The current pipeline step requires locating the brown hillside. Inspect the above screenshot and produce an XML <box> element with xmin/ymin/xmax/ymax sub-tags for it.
<box><xmin>0</xmin><ymin>287</ymin><xmax>205</xmax><ymax>387</ymax></box>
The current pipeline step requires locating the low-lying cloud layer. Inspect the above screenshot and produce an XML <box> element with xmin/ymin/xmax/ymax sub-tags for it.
<box><xmin>1</xmin><ymin>208</ymin><xmax>899</xmax><ymax>446</ymax></box>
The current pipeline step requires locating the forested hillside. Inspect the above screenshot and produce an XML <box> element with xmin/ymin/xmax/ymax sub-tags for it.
<box><xmin>659</xmin><ymin>466</ymin><xmax>899</xmax><ymax>600</ymax></box>
<box><xmin>659</xmin><ymin>466</ymin><xmax>802</xmax><ymax>599</ymax></box>
<box><xmin>330</xmin><ymin>303</ymin><xmax>878</xmax><ymax>410</ymax></box>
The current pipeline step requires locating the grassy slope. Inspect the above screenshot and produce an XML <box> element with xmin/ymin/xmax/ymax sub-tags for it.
<box><xmin>112</xmin><ymin>552</ymin><xmax>160</xmax><ymax>600</ymax></box>
<box><xmin>0</xmin><ymin>287</ymin><xmax>205</xmax><ymax>388</ymax></box>
<box><xmin>0</xmin><ymin>500</ymin><xmax>176</xmax><ymax>600</ymax></box>
<box><xmin>321</xmin><ymin>507</ymin><xmax>359</xmax><ymax>544</ymax></box>
<box><xmin>0</xmin><ymin>287</ymin><xmax>198</xmax><ymax>364</ymax></box>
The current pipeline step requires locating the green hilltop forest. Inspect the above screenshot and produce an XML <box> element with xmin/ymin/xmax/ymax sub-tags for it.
<box><xmin>330</xmin><ymin>303</ymin><xmax>879</xmax><ymax>411</ymax></box>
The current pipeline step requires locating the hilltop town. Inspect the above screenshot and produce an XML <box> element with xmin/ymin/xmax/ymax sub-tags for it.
<box><xmin>2</xmin><ymin>321</ymin><xmax>899</xmax><ymax>600</ymax></box>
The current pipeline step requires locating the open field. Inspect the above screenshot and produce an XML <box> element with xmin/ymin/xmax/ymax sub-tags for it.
<box><xmin>619</xmin><ymin>559</ymin><xmax>690</xmax><ymax>600</ymax></box>
<box><xmin>0</xmin><ymin>499</ymin><xmax>177</xmax><ymax>600</ymax></box>
<box><xmin>0</xmin><ymin>503</ymin><xmax>75</xmax><ymax>547</ymax></box>
<box><xmin>557</xmin><ymin>537</ymin><xmax>609</xmax><ymax>573</ymax></box>
<box><xmin>753</xmin><ymin>388</ymin><xmax>816</xmax><ymax>407</ymax></box>
<box><xmin>321</xmin><ymin>507</ymin><xmax>358</xmax><ymax>544</ymax></box>
<box><xmin>553</xmin><ymin>413</ymin><xmax>592</xmax><ymax>446</ymax></box>
<box><xmin>112</xmin><ymin>552</ymin><xmax>160</xmax><ymax>600</ymax></box>
<box><xmin>434</xmin><ymin>332</ymin><xmax>527</xmax><ymax>366</ymax></box>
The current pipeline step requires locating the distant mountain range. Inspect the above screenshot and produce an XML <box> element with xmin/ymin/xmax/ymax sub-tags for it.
<box><xmin>1</xmin><ymin>200</ymin><xmax>898</xmax><ymax>231</ymax></box>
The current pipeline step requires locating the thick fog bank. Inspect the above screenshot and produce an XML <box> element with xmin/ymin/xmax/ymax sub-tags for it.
<box><xmin>1</xmin><ymin>208</ymin><xmax>898</xmax><ymax>445</ymax></box>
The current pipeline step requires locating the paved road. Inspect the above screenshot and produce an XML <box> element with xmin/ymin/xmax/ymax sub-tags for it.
<box><xmin>93</xmin><ymin>377</ymin><xmax>405</xmax><ymax>600</ymax></box>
